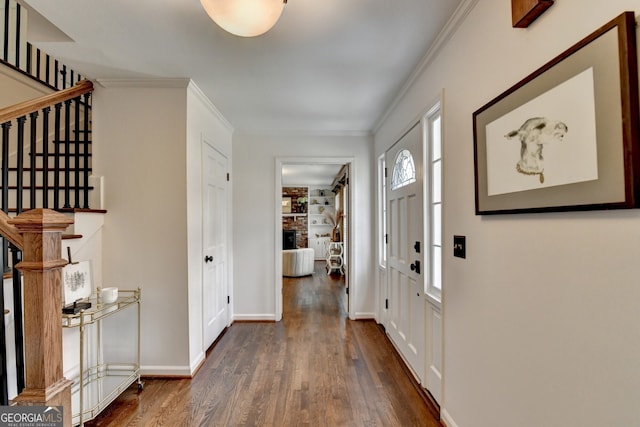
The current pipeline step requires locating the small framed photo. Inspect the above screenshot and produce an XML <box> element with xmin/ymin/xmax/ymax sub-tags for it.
<box><xmin>63</xmin><ymin>261</ymin><xmax>92</xmax><ymax>305</ymax></box>
<box><xmin>282</xmin><ymin>197</ymin><xmax>292</xmax><ymax>213</ymax></box>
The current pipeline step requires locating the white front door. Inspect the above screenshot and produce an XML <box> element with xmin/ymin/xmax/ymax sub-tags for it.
<box><xmin>203</xmin><ymin>142</ymin><xmax>229</xmax><ymax>349</ymax></box>
<box><xmin>385</xmin><ymin>122</ymin><xmax>426</xmax><ymax>381</ymax></box>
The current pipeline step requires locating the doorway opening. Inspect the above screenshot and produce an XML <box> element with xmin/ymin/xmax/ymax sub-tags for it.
<box><xmin>275</xmin><ymin>157</ymin><xmax>354</xmax><ymax>321</ymax></box>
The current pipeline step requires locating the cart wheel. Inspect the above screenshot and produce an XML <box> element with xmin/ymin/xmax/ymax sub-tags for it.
<box><xmin>138</xmin><ymin>381</ymin><xmax>144</xmax><ymax>391</ymax></box>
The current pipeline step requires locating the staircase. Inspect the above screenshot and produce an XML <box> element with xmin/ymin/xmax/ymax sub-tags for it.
<box><xmin>0</xmin><ymin>79</ymin><xmax>94</xmax><ymax>216</ymax></box>
<box><xmin>1</xmin><ymin>1</ymin><xmax>104</xmax><ymax>421</ymax></box>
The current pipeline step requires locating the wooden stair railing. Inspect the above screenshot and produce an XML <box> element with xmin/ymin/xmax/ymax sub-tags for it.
<box><xmin>0</xmin><ymin>80</ymin><xmax>91</xmax><ymax>424</ymax></box>
<box><xmin>4</xmin><ymin>209</ymin><xmax>73</xmax><ymax>426</ymax></box>
<box><xmin>0</xmin><ymin>80</ymin><xmax>94</xmax><ymax>219</ymax></box>
<box><xmin>0</xmin><ymin>80</ymin><xmax>93</xmax><ymax>124</ymax></box>
<box><xmin>0</xmin><ymin>210</ymin><xmax>22</xmax><ymax>248</ymax></box>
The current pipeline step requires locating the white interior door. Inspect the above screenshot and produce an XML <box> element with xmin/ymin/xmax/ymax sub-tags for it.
<box><xmin>203</xmin><ymin>142</ymin><xmax>229</xmax><ymax>349</ymax></box>
<box><xmin>385</xmin><ymin>122</ymin><xmax>426</xmax><ymax>381</ymax></box>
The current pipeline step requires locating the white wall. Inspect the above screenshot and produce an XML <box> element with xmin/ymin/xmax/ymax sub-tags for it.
<box><xmin>232</xmin><ymin>133</ymin><xmax>374</xmax><ymax>319</ymax></box>
<box><xmin>374</xmin><ymin>1</ymin><xmax>640</xmax><ymax>426</ymax></box>
<box><xmin>93</xmin><ymin>79</ymin><xmax>233</xmax><ymax>376</ymax></box>
<box><xmin>185</xmin><ymin>82</ymin><xmax>234</xmax><ymax>371</ymax></box>
<box><xmin>0</xmin><ymin>66</ymin><xmax>53</xmax><ymax>108</ymax></box>
<box><xmin>93</xmin><ymin>79</ymin><xmax>191</xmax><ymax>375</ymax></box>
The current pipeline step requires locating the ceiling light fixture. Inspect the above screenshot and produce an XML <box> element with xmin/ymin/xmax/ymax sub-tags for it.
<box><xmin>200</xmin><ymin>0</ymin><xmax>288</xmax><ymax>38</ymax></box>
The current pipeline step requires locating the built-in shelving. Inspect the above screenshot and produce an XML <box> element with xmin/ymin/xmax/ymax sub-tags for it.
<box><xmin>309</xmin><ymin>187</ymin><xmax>335</xmax><ymax>259</ymax></box>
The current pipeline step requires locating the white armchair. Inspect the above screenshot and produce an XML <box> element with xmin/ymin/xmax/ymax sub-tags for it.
<box><xmin>282</xmin><ymin>248</ymin><xmax>315</xmax><ymax>277</ymax></box>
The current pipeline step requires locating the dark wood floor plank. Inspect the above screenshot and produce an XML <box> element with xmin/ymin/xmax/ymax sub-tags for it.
<box><xmin>85</xmin><ymin>262</ymin><xmax>439</xmax><ymax>426</ymax></box>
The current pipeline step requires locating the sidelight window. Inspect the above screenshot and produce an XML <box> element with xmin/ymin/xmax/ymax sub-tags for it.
<box><xmin>425</xmin><ymin>105</ymin><xmax>442</xmax><ymax>300</ymax></box>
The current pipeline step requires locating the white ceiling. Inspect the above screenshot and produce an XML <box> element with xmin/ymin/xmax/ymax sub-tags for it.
<box><xmin>22</xmin><ymin>0</ymin><xmax>464</xmax><ymax>135</ymax></box>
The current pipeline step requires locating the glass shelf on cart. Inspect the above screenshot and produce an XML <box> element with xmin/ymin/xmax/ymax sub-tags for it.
<box><xmin>62</xmin><ymin>288</ymin><xmax>141</xmax><ymax>327</ymax></box>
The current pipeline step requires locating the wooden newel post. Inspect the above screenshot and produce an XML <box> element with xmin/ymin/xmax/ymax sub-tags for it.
<box><xmin>8</xmin><ymin>209</ymin><xmax>74</xmax><ymax>427</ymax></box>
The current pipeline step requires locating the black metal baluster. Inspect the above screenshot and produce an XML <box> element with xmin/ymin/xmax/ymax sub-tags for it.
<box><xmin>26</xmin><ymin>42</ymin><xmax>31</xmax><ymax>75</ymax></box>
<box><xmin>11</xmin><ymin>246</ymin><xmax>24</xmax><ymax>395</ymax></box>
<box><xmin>3</xmin><ymin>0</ymin><xmax>9</xmax><ymax>62</ymax></box>
<box><xmin>1</xmin><ymin>122</ymin><xmax>9</xmax><ymax>214</ymax></box>
<box><xmin>61</xmin><ymin>65</ymin><xmax>67</xmax><ymax>90</ymax></box>
<box><xmin>14</xmin><ymin>2</ymin><xmax>20</xmax><ymax>69</ymax></box>
<box><xmin>63</xmin><ymin>99</ymin><xmax>71</xmax><ymax>208</ymax></box>
<box><xmin>54</xmin><ymin>59</ymin><xmax>59</xmax><ymax>89</ymax></box>
<box><xmin>0</xmin><ymin>245</ymin><xmax>7</xmax><ymax>405</ymax></box>
<box><xmin>35</xmin><ymin>47</ymin><xmax>41</xmax><ymax>80</ymax></box>
<box><xmin>45</xmin><ymin>54</ymin><xmax>50</xmax><ymax>86</ymax></box>
<box><xmin>16</xmin><ymin>116</ymin><xmax>25</xmax><ymax>214</ymax></box>
<box><xmin>82</xmin><ymin>93</ymin><xmax>91</xmax><ymax>208</ymax></box>
<box><xmin>42</xmin><ymin>107</ymin><xmax>50</xmax><ymax>208</ymax></box>
<box><xmin>29</xmin><ymin>111</ymin><xmax>38</xmax><ymax>210</ymax></box>
<box><xmin>1</xmin><ymin>122</ymin><xmax>9</xmax><ymax>272</ymax></box>
<box><xmin>73</xmin><ymin>96</ymin><xmax>80</xmax><ymax>208</ymax></box>
<box><xmin>0</xmin><ymin>111</ymin><xmax>9</xmax><ymax>403</ymax></box>
<box><xmin>53</xmin><ymin>103</ymin><xmax>61</xmax><ymax>210</ymax></box>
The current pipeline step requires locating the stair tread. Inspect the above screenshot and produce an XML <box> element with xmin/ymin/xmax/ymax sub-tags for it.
<box><xmin>58</xmin><ymin>207</ymin><xmax>107</xmax><ymax>214</ymax></box>
<box><xmin>62</xmin><ymin>234</ymin><xmax>83</xmax><ymax>240</ymax></box>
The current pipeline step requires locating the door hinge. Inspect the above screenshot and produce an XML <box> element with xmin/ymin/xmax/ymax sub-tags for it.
<box><xmin>227</xmin><ymin>295</ymin><xmax>230</xmax><ymax>304</ymax></box>
<box><xmin>385</xmin><ymin>234</ymin><xmax>388</xmax><ymax>244</ymax></box>
<box><xmin>385</xmin><ymin>298</ymin><xmax>389</xmax><ymax>310</ymax></box>
<box><xmin>226</xmin><ymin>172</ymin><xmax>230</xmax><ymax>181</ymax></box>
<box><xmin>384</xmin><ymin>167</ymin><xmax>387</xmax><ymax>178</ymax></box>
<box><xmin>346</xmin><ymin>287</ymin><xmax>349</xmax><ymax>295</ymax></box>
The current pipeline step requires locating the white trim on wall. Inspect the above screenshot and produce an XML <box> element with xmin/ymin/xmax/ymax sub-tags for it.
<box><xmin>441</xmin><ymin>409</ymin><xmax>460</xmax><ymax>427</ymax></box>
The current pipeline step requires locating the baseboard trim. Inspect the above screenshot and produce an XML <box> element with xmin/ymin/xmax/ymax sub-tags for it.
<box><xmin>232</xmin><ymin>314</ymin><xmax>277</xmax><ymax>321</ymax></box>
<box><xmin>189</xmin><ymin>352</ymin><xmax>206</xmax><ymax>377</ymax></box>
<box><xmin>440</xmin><ymin>408</ymin><xmax>459</xmax><ymax>427</ymax></box>
<box><xmin>353</xmin><ymin>311</ymin><xmax>376</xmax><ymax>320</ymax></box>
<box><xmin>375</xmin><ymin>323</ymin><xmax>441</xmax><ymax>421</ymax></box>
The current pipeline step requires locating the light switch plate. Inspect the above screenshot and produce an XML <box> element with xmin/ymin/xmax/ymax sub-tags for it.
<box><xmin>453</xmin><ymin>235</ymin><xmax>466</xmax><ymax>259</ymax></box>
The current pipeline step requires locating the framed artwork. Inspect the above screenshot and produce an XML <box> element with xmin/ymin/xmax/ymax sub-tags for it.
<box><xmin>63</xmin><ymin>261</ymin><xmax>92</xmax><ymax>305</ymax></box>
<box><xmin>473</xmin><ymin>12</ymin><xmax>639</xmax><ymax>215</ymax></box>
<box><xmin>282</xmin><ymin>197</ymin><xmax>292</xmax><ymax>213</ymax></box>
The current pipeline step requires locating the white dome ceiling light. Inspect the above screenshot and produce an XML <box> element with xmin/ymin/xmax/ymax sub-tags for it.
<box><xmin>200</xmin><ymin>0</ymin><xmax>288</xmax><ymax>37</ymax></box>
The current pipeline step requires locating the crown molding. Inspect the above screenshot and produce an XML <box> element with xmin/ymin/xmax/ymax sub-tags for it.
<box><xmin>372</xmin><ymin>0</ymin><xmax>480</xmax><ymax>134</ymax></box>
<box><xmin>187</xmin><ymin>80</ymin><xmax>234</xmax><ymax>133</ymax></box>
<box><xmin>95</xmin><ymin>78</ymin><xmax>191</xmax><ymax>88</ymax></box>
<box><xmin>235</xmin><ymin>128</ymin><xmax>372</xmax><ymax>138</ymax></box>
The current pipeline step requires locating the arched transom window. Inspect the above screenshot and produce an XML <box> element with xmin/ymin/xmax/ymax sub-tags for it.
<box><xmin>390</xmin><ymin>149</ymin><xmax>416</xmax><ymax>190</ymax></box>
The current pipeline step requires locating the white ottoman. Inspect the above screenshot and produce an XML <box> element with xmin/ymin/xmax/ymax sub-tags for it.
<box><xmin>282</xmin><ymin>248</ymin><xmax>315</xmax><ymax>277</ymax></box>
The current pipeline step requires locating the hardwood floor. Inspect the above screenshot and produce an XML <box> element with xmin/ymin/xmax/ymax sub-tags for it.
<box><xmin>85</xmin><ymin>262</ymin><xmax>440</xmax><ymax>426</ymax></box>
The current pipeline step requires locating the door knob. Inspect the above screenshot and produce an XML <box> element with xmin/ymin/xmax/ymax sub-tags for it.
<box><xmin>410</xmin><ymin>260</ymin><xmax>421</xmax><ymax>274</ymax></box>
<box><xmin>205</xmin><ymin>255</ymin><xmax>213</xmax><ymax>263</ymax></box>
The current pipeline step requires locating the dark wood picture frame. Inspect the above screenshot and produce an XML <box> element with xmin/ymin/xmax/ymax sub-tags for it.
<box><xmin>473</xmin><ymin>12</ymin><xmax>639</xmax><ymax>215</ymax></box>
